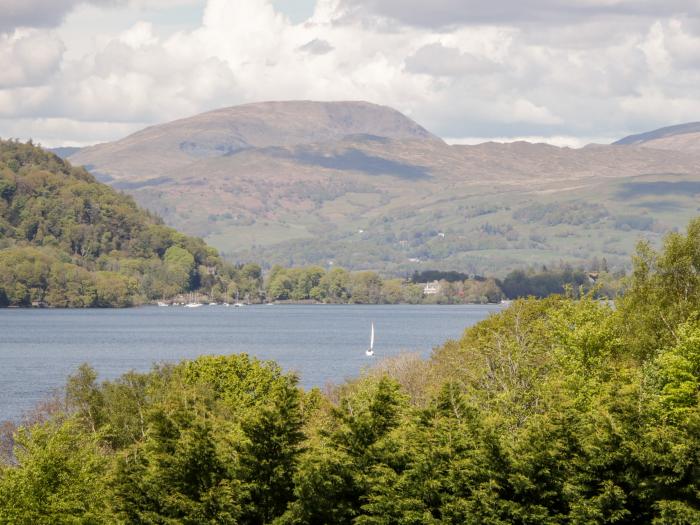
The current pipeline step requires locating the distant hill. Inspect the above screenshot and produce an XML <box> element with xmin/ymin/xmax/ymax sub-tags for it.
<box><xmin>0</xmin><ymin>140</ymin><xmax>255</xmax><ymax>307</ymax></box>
<box><xmin>71</xmin><ymin>101</ymin><xmax>441</xmax><ymax>179</ymax></box>
<box><xmin>49</xmin><ymin>146</ymin><xmax>83</xmax><ymax>159</ymax></box>
<box><xmin>614</xmin><ymin>122</ymin><xmax>700</xmax><ymax>153</ymax></box>
<box><xmin>65</xmin><ymin>103</ymin><xmax>700</xmax><ymax>274</ymax></box>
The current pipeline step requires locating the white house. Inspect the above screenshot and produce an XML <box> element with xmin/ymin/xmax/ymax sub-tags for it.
<box><xmin>423</xmin><ymin>280</ymin><xmax>441</xmax><ymax>295</ymax></box>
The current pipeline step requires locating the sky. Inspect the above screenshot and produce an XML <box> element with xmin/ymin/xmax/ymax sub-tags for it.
<box><xmin>1</xmin><ymin>0</ymin><xmax>700</xmax><ymax>147</ymax></box>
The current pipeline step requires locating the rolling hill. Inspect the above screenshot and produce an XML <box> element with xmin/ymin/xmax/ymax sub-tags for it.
<box><xmin>67</xmin><ymin>102</ymin><xmax>700</xmax><ymax>274</ymax></box>
<box><xmin>0</xmin><ymin>140</ymin><xmax>253</xmax><ymax>307</ymax></box>
<box><xmin>613</xmin><ymin>122</ymin><xmax>700</xmax><ymax>153</ymax></box>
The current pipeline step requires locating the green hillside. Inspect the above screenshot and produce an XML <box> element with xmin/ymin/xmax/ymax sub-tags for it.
<box><xmin>0</xmin><ymin>140</ymin><xmax>257</xmax><ymax>307</ymax></box>
<box><xmin>232</xmin><ymin>176</ymin><xmax>691</xmax><ymax>274</ymax></box>
<box><xmin>66</xmin><ymin>102</ymin><xmax>700</xmax><ymax>275</ymax></box>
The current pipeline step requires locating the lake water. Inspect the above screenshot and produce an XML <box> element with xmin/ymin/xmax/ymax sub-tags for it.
<box><xmin>0</xmin><ymin>304</ymin><xmax>501</xmax><ymax>422</ymax></box>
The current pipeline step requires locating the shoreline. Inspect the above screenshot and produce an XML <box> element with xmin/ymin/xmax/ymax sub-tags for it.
<box><xmin>1</xmin><ymin>300</ymin><xmax>506</xmax><ymax>310</ymax></box>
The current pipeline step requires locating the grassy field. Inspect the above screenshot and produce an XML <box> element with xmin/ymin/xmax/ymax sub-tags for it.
<box><xmin>205</xmin><ymin>222</ymin><xmax>314</xmax><ymax>254</ymax></box>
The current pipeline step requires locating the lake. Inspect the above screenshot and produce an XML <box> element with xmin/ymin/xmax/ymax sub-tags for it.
<box><xmin>0</xmin><ymin>304</ymin><xmax>501</xmax><ymax>422</ymax></box>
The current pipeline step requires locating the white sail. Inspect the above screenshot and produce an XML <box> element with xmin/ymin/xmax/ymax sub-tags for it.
<box><xmin>366</xmin><ymin>322</ymin><xmax>375</xmax><ymax>356</ymax></box>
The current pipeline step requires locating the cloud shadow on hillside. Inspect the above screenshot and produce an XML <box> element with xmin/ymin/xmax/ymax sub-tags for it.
<box><xmin>294</xmin><ymin>148</ymin><xmax>431</xmax><ymax>179</ymax></box>
<box><xmin>616</xmin><ymin>180</ymin><xmax>700</xmax><ymax>199</ymax></box>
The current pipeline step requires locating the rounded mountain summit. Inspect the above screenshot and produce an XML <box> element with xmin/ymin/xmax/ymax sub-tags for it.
<box><xmin>71</xmin><ymin>101</ymin><xmax>442</xmax><ymax>178</ymax></box>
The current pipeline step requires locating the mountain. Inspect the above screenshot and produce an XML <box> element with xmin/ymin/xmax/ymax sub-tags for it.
<box><xmin>0</xmin><ymin>140</ymin><xmax>256</xmax><ymax>307</ymax></box>
<box><xmin>49</xmin><ymin>146</ymin><xmax>83</xmax><ymax>159</ymax></box>
<box><xmin>66</xmin><ymin>103</ymin><xmax>700</xmax><ymax>274</ymax></box>
<box><xmin>72</xmin><ymin>101</ymin><xmax>441</xmax><ymax>179</ymax></box>
<box><xmin>614</xmin><ymin>122</ymin><xmax>700</xmax><ymax>152</ymax></box>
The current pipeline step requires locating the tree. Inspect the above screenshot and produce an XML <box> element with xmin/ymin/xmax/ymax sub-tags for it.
<box><xmin>111</xmin><ymin>405</ymin><xmax>242</xmax><ymax>524</ymax></box>
<box><xmin>65</xmin><ymin>364</ymin><xmax>105</xmax><ymax>434</ymax></box>
<box><xmin>319</xmin><ymin>267</ymin><xmax>351</xmax><ymax>303</ymax></box>
<box><xmin>0</xmin><ymin>419</ymin><xmax>111</xmax><ymax>524</ymax></box>
<box><xmin>164</xmin><ymin>245</ymin><xmax>196</xmax><ymax>291</ymax></box>
<box><xmin>238</xmin><ymin>376</ymin><xmax>305</xmax><ymax>523</ymax></box>
<box><xmin>283</xmin><ymin>377</ymin><xmax>407</xmax><ymax>524</ymax></box>
<box><xmin>619</xmin><ymin>218</ymin><xmax>700</xmax><ymax>358</ymax></box>
<box><xmin>267</xmin><ymin>270</ymin><xmax>293</xmax><ymax>301</ymax></box>
<box><xmin>350</xmin><ymin>272</ymin><xmax>384</xmax><ymax>304</ymax></box>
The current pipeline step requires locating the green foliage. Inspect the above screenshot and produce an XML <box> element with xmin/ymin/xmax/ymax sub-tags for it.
<box><xmin>618</xmin><ymin>218</ymin><xmax>700</xmax><ymax>358</ymax></box>
<box><xmin>513</xmin><ymin>200</ymin><xmax>608</xmax><ymax>226</ymax></box>
<box><xmin>2</xmin><ymin>218</ymin><xmax>700</xmax><ymax>523</ymax></box>
<box><xmin>0</xmin><ymin>140</ymin><xmax>243</xmax><ymax>307</ymax></box>
<box><xmin>111</xmin><ymin>405</ymin><xmax>243</xmax><ymax>524</ymax></box>
<box><xmin>0</xmin><ymin>419</ymin><xmax>110</xmax><ymax>524</ymax></box>
<box><xmin>0</xmin><ymin>139</ymin><xmax>619</xmax><ymax>308</ymax></box>
<box><xmin>162</xmin><ymin>245</ymin><xmax>196</xmax><ymax>292</ymax></box>
<box><xmin>281</xmin><ymin>377</ymin><xmax>408</xmax><ymax>525</ymax></box>
<box><xmin>264</xmin><ymin>265</ymin><xmax>507</xmax><ymax>304</ymax></box>
<box><xmin>238</xmin><ymin>376</ymin><xmax>305</xmax><ymax>523</ymax></box>
<box><xmin>410</xmin><ymin>270</ymin><xmax>471</xmax><ymax>283</ymax></box>
<box><xmin>647</xmin><ymin>321</ymin><xmax>700</xmax><ymax>423</ymax></box>
<box><xmin>179</xmin><ymin>354</ymin><xmax>286</xmax><ymax>413</ymax></box>
<box><xmin>499</xmin><ymin>265</ymin><xmax>591</xmax><ymax>299</ymax></box>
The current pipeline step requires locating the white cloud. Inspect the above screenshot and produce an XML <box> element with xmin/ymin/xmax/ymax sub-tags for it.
<box><xmin>334</xmin><ymin>0</ymin><xmax>700</xmax><ymax>28</ymax></box>
<box><xmin>0</xmin><ymin>78</ymin><xmax>59</xmax><ymax>118</ymax></box>
<box><xmin>298</xmin><ymin>38</ymin><xmax>334</xmax><ymax>55</ymax></box>
<box><xmin>0</xmin><ymin>0</ymin><xmax>203</xmax><ymax>33</ymax></box>
<box><xmin>405</xmin><ymin>43</ymin><xmax>502</xmax><ymax>76</ymax></box>
<box><xmin>0</xmin><ymin>30</ymin><xmax>65</xmax><ymax>88</ymax></box>
<box><xmin>2</xmin><ymin>0</ymin><xmax>700</xmax><ymax>147</ymax></box>
<box><xmin>119</xmin><ymin>21</ymin><xmax>158</xmax><ymax>48</ymax></box>
<box><xmin>446</xmin><ymin>135</ymin><xmax>616</xmax><ymax>148</ymax></box>
<box><xmin>0</xmin><ymin>117</ymin><xmax>146</xmax><ymax>146</ymax></box>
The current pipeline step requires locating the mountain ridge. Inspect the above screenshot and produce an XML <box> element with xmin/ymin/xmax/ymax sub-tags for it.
<box><xmin>65</xmin><ymin>102</ymin><xmax>700</xmax><ymax>274</ymax></box>
<box><xmin>614</xmin><ymin>122</ymin><xmax>700</xmax><ymax>145</ymax></box>
<box><xmin>72</xmin><ymin>100</ymin><xmax>442</xmax><ymax>179</ymax></box>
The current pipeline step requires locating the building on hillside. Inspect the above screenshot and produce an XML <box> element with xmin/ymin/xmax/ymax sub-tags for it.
<box><xmin>423</xmin><ymin>280</ymin><xmax>441</xmax><ymax>295</ymax></box>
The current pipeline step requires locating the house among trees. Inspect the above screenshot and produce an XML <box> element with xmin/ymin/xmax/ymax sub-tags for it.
<box><xmin>423</xmin><ymin>280</ymin><xmax>441</xmax><ymax>295</ymax></box>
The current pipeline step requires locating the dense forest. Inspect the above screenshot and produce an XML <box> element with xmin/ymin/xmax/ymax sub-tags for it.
<box><xmin>0</xmin><ymin>140</ymin><xmax>259</xmax><ymax>307</ymax></box>
<box><xmin>1</xmin><ymin>220</ymin><xmax>698</xmax><ymax>523</ymax></box>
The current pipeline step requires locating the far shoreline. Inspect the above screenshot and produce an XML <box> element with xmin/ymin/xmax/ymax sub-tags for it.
<box><xmin>1</xmin><ymin>301</ymin><xmax>507</xmax><ymax>310</ymax></box>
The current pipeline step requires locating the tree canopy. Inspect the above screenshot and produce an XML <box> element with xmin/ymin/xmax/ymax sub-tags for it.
<box><xmin>0</xmin><ymin>140</ymin><xmax>258</xmax><ymax>307</ymax></box>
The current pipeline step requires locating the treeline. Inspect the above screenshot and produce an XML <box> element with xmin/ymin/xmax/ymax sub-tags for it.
<box><xmin>265</xmin><ymin>265</ymin><xmax>421</xmax><ymax>303</ymax></box>
<box><xmin>263</xmin><ymin>264</ymin><xmax>621</xmax><ymax>304</ymax></box>
<box><xmin>264</xmin><ymin>265</ymin><xmax>503</xmax><ymax>304</ymax></box>
<box><xmin>1</xmin><ymin>220</ymin><xmax>699</xmax><ymax>523</ymax></box>
<box><xmin>498</xmin><ymin>262</ymin><xmax>623</xmax><ymax>299</ymax></box>
<box><xmin>410</xmin><ymin>270</ymin><xmax>472</xmax><ymax>283</ymax></box>
<box><xmin>0</xmin><ymin>140</ymin><xmax>253</xmax><ymax>307</ymax></box>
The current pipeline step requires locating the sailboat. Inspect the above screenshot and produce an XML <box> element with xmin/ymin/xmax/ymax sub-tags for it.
<box><xmin>184</xmin><ymin>292</ymin><xmax>202</xmax><ymax>308</ymax></box>
<box><xmin>365</xmin><ymin>322</ymin><xmax>375</xmax><ymax>357</ymax></box>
